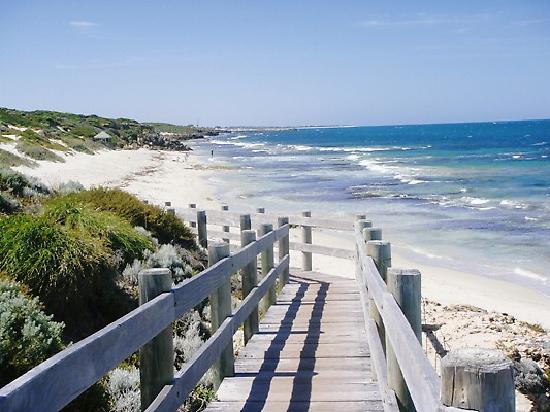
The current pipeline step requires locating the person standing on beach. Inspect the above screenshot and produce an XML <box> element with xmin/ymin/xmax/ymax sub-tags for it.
<box><xmin>211</xmin><ymin>149</ymin><xmax>214</xmax><ymax>157</ymax></box>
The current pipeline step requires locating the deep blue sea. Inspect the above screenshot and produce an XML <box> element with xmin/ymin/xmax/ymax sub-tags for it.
<box><xmin>195</xmin><ymin>120</ymin><xmax>550</xmax><ymax>295</ymax></box>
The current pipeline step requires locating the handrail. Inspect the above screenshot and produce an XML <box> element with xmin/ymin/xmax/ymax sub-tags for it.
<box><xmin>173</xmin><ymin>225</ymin><xmax>288</xmax><ymax>317</ymax></box>
<box><xmin>146</xmin><ymin>255</ymin><xmax>289</xmax><ymax>411</ymax></box>
<box><xmin>354</xmin><ymin>227</ymin><xmax>461</xmax><ymax>412</ymax></box>
<box><xmin>194</xmin><ymin>227</ymin><xmax>354</xmax><ymax>260</ymax></box>
<box><xmin>0</xmin><ymin>224</ymin><xmax>290</xmax><ymax>412</ymax></box>
<box><xmin>176</xmin><ymin>206</ymin><xmax>355</xmax><ymax>231</ymax></box>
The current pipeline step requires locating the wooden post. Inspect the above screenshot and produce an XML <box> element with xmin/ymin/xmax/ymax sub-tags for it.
<box><xmin>197</xmin><ymin>210</ymin><xmax>207</xmax><ymax>249</ymax></box>
<box><xmin>208</xmin><ymin>242</ymin><xmax>234</xmax><ymax>388</ymax></box>
<box><xmin>301</xmin><ymin>211</ymin><xmax>312</xmax><ymax>271</ymax></box>
<box><xmin>241</xmin><ymin>230</ymin><xmax>259</xmax><ymax>344</ymax></box>
<box><xmin>366</xmin><ymin>240</ymin><xmax>391</xmax><ymax>281</ymax></box>
<box><xmin>363</xmin><ymin>227</ymin><xmax>382</xmax><ymax>241</ymax></box>
<box><xmin>386</xmin><ymin>268</ymin><xmax>422</xmax><ymax>412</ymax></box>
<box><xmin>366</xmin><ymin>240</ymin><xmax>391</xmax><ymax>354</ymax></box>
<box><xmin>259</xmin><ymin>223</ymin><xmax>275</xmax><ymax>312</ymax></box>
<box><xmin>138</xmin><ymin>269</ymin><xmax>174</xmax><ymax>411</ymax></box>
<box><xmin>354</xmin><ymin>219</ymin><xmax>372</xmax><ymax>289</ymax></box>
<box><xmin>240</xmin><ymin>214</ymin><xmax>251</xmax><ymax>232</ymax></box>
<box><xmin>221</xmin><ymin>204</ymin><xmax>230</xmax><ymax>243</ymax></box>
<box><xmin>355</xmin><ymin>218</ymin><xmax>373</xmax><ymax>232</ymax></box>
<box><xmin>188</xmin><ymin>203</ymin><xmax>197</xmax><ymax>228</ymax></box>
<box><xmin>441</xmin><ymin>348</ymin><xmax>515</xmax><ymax>411</ymax></box>
<box><xmin>354</xmin><ymin>216</ymin><xmax>371</xmax><ymax>322</ymax></box>
<box><xmin>278</xmin><ymin>217</ymin><xmax>290</xmax><ymax>285</ymax></box>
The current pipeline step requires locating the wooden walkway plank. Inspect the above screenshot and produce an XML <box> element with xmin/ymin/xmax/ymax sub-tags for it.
<box><xmin>204</xmin><ymin>271</ymin><xmax>384</xmax><ymax>411</ymax></box>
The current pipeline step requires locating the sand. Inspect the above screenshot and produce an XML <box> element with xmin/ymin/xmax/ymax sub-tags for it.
<box><xmin>15</xmin><ymin>146</ymin><xmax>550</xmax><ymax>329</ymax></box>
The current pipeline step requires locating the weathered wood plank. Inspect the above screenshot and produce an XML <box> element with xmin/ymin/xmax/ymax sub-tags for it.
<box><xmin>381</xmin><ymin>294</ymin><xmax>441</xmax><ymax>410</ymax></box>
<box><xmin>289</xmin><ymin>241</ymin><xmax>354</xmax><ymax>259</ymax></box>
<box><xmin>148</xmin><ymin>256</ymin><xmax>289</xmax><ymax>412</ymax></box>
<box><xmin>0</xmin><ymin>293</ymin><xmax>174</xmax><ymax>412</ymax></box>
<box><xmin>177</xmin><ymin>207</ymin><xmax>355</xmax><ymax>232</ymax></box>
<box><xmin>204</xmin><ymin>400</ymin><xmax>384</xmax><ymax>412</ymax></box>
<box><xmin>355</xmin><ymin>229</ymin><xmax>442</xmax><ymax>411</ymax></box>
<box><xmin>238</xmin><ymin>342</ymin><xmax>370</xmax><ymax>359</ymax></box>
<box><xmin>234</xmin><ymin>356</ymin><xmax>373</xmax><ymax>373</ymax></box>
<box><xmin>206</xmin><ymin>270</ymin><xmax>385</xmax><ymax>411</ymax></box>
<box><xmin>173</xmin><ymin>225</ymin><xmax>288</xmax><ymax>317</ymax></box>
<box><xmin>216</xmin><ymin>379</ymin><xmax>380</xmax><ymax>402</ymax></box>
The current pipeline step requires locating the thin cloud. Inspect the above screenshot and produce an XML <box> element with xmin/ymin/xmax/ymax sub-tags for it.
<box><xmin>359</xmin><ymin>12</ymin><xmax>495</xmax><ymax>29</ymax></box>
<box><xmin>512</xmin><ymin>18</ymin><xmax>549</xmax><ymax>26</ymax></box>
<box><xmin>69</xmin><ymin>21</ymin><xmax>99</xmax><ymax>28</ymax></box>
<box><xmin>360</xmin><ymin>18</ymin><xmax>441</xmax><ymax>27</ymax></box>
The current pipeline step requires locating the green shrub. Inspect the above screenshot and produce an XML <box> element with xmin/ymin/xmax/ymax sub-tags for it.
<box><xmin>16</xmin><ymin>140</ymin><xmax>64</xmax><ymax>162</ymax></box>
<box><xmin>0</xmin><ymin>275</ymin><xmax>112</xmax><ymax>411</ymax></box>
<box><xmin>0</xmin><ymin>215</ymin><xmax>122</xmax><ymax>337</ymax></box>
<box><xmin>0</xmin><ymin>192</ymin><xmax>21</xmax><ymax>213</ymax></box>
<box><xmin>70</xmin><ymin>125</ymin><xmax>97</xmax><ymax>138</ymax></box>
<box><xmin>0</xmin><ymin>169</ymin><xmax>50</xmax><ymax>197</ymax></box>
<box><xmin>68</xmin><ymin>188</ymin><xmax>196</xmax><ymax>248</ymax></box>
<box><xmin>0</xmin><ymin>215</ymin><xmax>109</xmax><ymax>306</ymax></box>
<box><xmin>0</xmin><ymin>169</ymin><xmax>32</xmax><ymax>196</ymax></box>
<box><xmin>57</xmin><ymin>134</ymin><xmax>101</xmax><ymax>154</ymax></box>
<box><xmin>0</xmin><ymin>275</ymin><xmax>64</xmax><ymax>387</ymax></box>
<box><xmin>44</xmin><ymin>199</ymin><xmax>153</xmax><ymax>262</ymax></box>
<box><xmin>0</xmin><ymin>148</ymin><xmax>35</xmax><ymax>167</ymax></box>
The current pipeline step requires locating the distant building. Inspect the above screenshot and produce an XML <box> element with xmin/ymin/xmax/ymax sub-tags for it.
<box><xmin>93</xmin><ymin>131</ymin><xmax>111</xmax><ymax>141</ymax></box>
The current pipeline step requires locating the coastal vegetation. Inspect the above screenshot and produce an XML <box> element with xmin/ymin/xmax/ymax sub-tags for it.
<box><xmin>0</xmin><ymin>107</ymin><xmax>223</xmax><ymax>168</ymax></box>
<box><xmin>0</xmin><ymin>168</ymin><xmax>215</xmax><ymax>411</ymax></box>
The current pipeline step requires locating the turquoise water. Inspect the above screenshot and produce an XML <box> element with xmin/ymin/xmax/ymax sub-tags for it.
<box><xmin>196</xmin><ymin>120</ymin><xmax>550</xmax><ymax>295</ymax></box>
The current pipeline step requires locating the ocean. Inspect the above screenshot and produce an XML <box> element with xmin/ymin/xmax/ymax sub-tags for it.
<box><xmin>194</xmin><ymin>120</ymin><xmax>550</xmax><ymax>295</ymax></box>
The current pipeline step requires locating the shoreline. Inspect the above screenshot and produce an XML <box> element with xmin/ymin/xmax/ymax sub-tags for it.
<box><xmin>15</xmin><ymin>147</ymin><xmax>550</xmax><ymax>329</ymax></box>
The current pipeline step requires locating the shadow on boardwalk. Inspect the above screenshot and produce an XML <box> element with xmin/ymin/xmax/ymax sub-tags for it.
<box><xmin>240</xmin><ymin>275</ymin><xmax>329</xmax><ymax>411</ymax></box>
<box><xmin>204</xmin><ymin>271</ymin><xmax>382</xmax><ymax>412</ymax></box>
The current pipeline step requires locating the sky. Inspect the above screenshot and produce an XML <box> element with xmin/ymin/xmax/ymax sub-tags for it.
<box><xmin>1</xmin><ymin>1</ymin><xmax>550</xmax><ymax>127</ymax></box>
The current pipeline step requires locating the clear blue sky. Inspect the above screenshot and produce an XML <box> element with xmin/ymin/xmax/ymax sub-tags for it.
<box><xmin>1</xmin><ymin>1</ymin><xmax>549</xmax><ymax>126</ymax></box>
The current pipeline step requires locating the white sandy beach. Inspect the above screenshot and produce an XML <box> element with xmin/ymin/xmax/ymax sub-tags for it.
<box><xmin>16</xmin><ymin>147</ymin><xmax>550</xmax><ymax>330</ymax></box>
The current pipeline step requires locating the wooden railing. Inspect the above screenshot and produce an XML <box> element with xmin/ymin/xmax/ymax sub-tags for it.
<box><xmin>0</xmin><ymin>200</ymin><xmax>517</xmax><ymax>412</ymax></box>
<box><xmin>0</xmin><ymin>221</ymin><xmax>290</xmax><ymax>412</ymax></box>
<box><xmin>353</xmin><ymin>217</ymin><xmax>516</xmax><ymax>412</ymax></box>
<box><xmin>176</xmin><ymin>204</ymin><xmax>357</xmax><ymax>262</ymax></box>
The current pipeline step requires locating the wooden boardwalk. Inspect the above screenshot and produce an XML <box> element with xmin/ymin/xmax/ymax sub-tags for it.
<box><xmin>205</xmin><ymin>270</ymin><xmax>384</xmax><ymax>412</ymax></box>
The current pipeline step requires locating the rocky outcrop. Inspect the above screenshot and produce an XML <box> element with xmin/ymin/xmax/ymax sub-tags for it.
<box><xmin>513</xmin><ymin>357</ymin><xmax>550</xmax><ymax>411</ymax></box>
<box><xmin>128</xmin><ymin>129</ymin><xmax>225</xmax><ymax>151</ymax></box>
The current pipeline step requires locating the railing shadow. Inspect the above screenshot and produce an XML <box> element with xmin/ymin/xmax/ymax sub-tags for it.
<box><xmin>239</xmin><ymin>273</ymin><xmax>329</xmax><ymax>411</ymax></box>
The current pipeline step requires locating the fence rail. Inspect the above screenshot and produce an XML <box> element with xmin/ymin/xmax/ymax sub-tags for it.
<box><xmin>0</xmin><ymin>200</ymin><xmax>517</xmax><ymax>412</ymax></box>
<box><xmin>353</xmin><ymin>218</ymin><xmax>516</xmax><ymax>412</ymax></box>
<box><xmin>178</xmin><ymin>205</ymin><xmax>356</xmax><ymax>269</ymax></box>
<box><xmin>0</xmin><ymin>219</ymin><xmax>290</xmax><ymax>412</ymax></box>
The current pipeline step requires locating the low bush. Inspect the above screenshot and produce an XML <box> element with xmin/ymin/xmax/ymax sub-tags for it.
<box><xmin>106</xmin><ymin>367</ymin><xmax>140</xmax><ymax>412</ymax></box>
<box><xmin>67</xmin><ymin>188</ymin><xmax>196</xmax><ymax>248</ymax></box>
<box><xmin>44</xmin><ymin>199</ymin><xmax>153</xmax><ymax>263</ymax></box>
<box><xmin>55</xmin><ymin>180</ymin><xmax>85</xmax><ymax>194</ymax></box>
<box><xmin>122</xmin><ymin>244</ymin><xmax>194</xmax><ymax>288</ymax></box>
<box><xmin>0</xmin><ymin>169</ymin><xmax>50</xmax><ymax>198</ymax></box>
<box><xmin>0</xmin><ymin>192</ymin><xmax>21</xmax><ymax>213</ymax></box>
<box><xmin>16</xmin><ymin>140</ymin><xmax>64</xmax><ymax>162</ymax></box>
<box><xmin>0</xmin><ymin>214</ymin><xmax>119</xmax><ymax>337</ymax></box>
<box><xmin>57</xmin><ymin>134</ymin><xmax>101</xmax><ymax>154</ymax></box>
<box><xmin>0</xmin><ymin>148</ymin><xmax>35</xmax><ymax>167</ymax></box>
<box><xmin>0</xmin><ymin>275</ymin><xmax>111</xmax><ymax>411</ymax></box>
<box><xmin>0</xmin><ymin>275</ymin><xmax>64</xmax><ymax>386</ymax></box>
